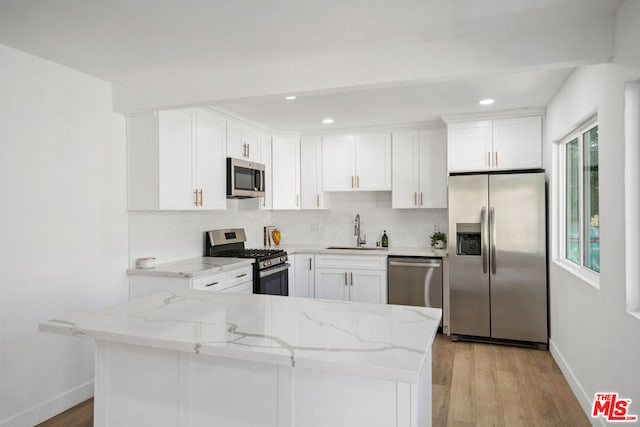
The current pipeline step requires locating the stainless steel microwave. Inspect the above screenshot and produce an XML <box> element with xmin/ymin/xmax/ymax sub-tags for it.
<box><xmin>227</xmin><ymin>158</ymin><xmax>265</xmax><ymax>198</ymax></box>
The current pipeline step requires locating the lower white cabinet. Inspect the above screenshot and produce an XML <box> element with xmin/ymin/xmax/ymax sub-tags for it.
<box><xmin>292</xmin><ymin>253</ymin><xmax>315</xmax><ymax>298</ymax></box>
<box><xmin>129</xmin><ymin>264</ymin><xmax>253</xmax><ymax>299</ymax></box>
<box><xmin>314</xmin><ymin>254</ymin><xmax>387</xmax><ymax>304</ymax></box>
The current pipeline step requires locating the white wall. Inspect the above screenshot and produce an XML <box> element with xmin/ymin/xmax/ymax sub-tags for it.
<box><xmin>129</xmin><ymin>193</ymin><xmax>447</xmax><ymax>265</ymax></box>
<box><xmin>0</xmin><ymin>45</ymin><xmax>128</xmax><ymax>426</ymax></box>
<box><xmin>545</xmin><ymin>17</ymin><xmax>640</xmax><ymax>421</ymax></box>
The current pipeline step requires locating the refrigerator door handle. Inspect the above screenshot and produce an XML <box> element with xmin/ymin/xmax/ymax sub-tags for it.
<box><xmin>490</xmin><ymin>206</ymin><xmax>497</xmax><ymax>274</ymax></box>
<box><xmin>481</xmin><ymin>207</ymin><xmax>488</xmax><ymax>274</ymax></box>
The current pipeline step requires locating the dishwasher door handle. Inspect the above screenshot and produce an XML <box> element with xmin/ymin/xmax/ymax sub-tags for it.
<box><xmin>389</xmin><ymin>261</ymin><xmax>441</xmax><ymax>268</ymax></box>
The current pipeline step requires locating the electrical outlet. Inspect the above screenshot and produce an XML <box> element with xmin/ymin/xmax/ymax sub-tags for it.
<box><xmin>433</xmin><ymin>224</ymin><xmax>439</xmax><ymax>232</ymax></box>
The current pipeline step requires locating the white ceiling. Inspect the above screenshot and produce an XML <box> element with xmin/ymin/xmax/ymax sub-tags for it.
<box><xmin>0</xmin><ymin>0</ymin><xmax>624</xmax><ymax>129</ymax></box>
<box><xmin>214</xmin><ymin>68</ymin><xmax>573</xmax><ymax>131</ymax></box>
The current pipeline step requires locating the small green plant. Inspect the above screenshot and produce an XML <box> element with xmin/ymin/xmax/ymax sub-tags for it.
<box><xmin>430</xmin><ymin>231</ymin><xmax>447</xmax><ymax>247</ymax></box>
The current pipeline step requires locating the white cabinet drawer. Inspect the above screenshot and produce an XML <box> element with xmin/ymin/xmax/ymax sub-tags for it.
<box><xmin>192</xmin><ymin>273</ymin><xmax>225</xmax><ymax>291</ymax></box>
<box><xmin>224</xmin><ymin>265</ymin><xmax>254</xmax><ymax>287</ymax></box>
<box><xmin>219</xmin><ymin>282</ymin><xmax>253</xmax><ymax>294</ymax></box>
<box><xmin>315</xmin><ymin>254</ymin><xmax>387</xmax><ymax>271</ymax></box>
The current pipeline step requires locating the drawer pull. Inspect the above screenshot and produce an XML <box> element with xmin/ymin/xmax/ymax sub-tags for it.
<box><xmin>205</xmin><ymin>281</ymin><xmax>220</xmax><ymax>287</ymax></box>
<box><xmin>236</xmin><ymin>273</ymin><xmax>248</xmax><ymax>278</ymax></box>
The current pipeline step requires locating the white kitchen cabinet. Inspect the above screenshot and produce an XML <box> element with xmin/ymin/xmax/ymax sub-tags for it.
<box><xmin>127</xmin><ymin>109</ymin><xmax>226</xmax><ymax>210</ymax></box>
<box><xmin>293</xmin><ymin>252</ymin><xmax>316</xmax><ymax>298</ymax></box>
<box><xmin>259</xmin><ymin>134</ymin><xmax>273</xmax><ymax>210</ymax></box>
<box><xmin>315</xmin><ymin>268</ymin><xmax>349</xmax><ymax>301</ymax></box>
<box><xmin>321</xmin><ymin>133</ymin><xmax>391</xmax><ymax>192</ymax></box>
<box><xmin>300</xmin><ymin>136</ymin><xmax>324</xmax><ymax>209</ymax></box>
<box><xmin>492</xmin><ymin>116</ymin><xmax>542</xmax><ymax>170</ymax></box>
<box><xmin>392</xmin><ymin>128</ymin><xmax>447</xmax><ymax>209</ymax></box>
<box><xmin>271</xmin><ymin>135</ymin><xmax>301</xmax><ymax>210</ymax></box>
<box><xmin>314</xmin><ymin>254</ymin><xmax>387</xmax><ymax>304</ymax></box>
<box><xmin>227</xmin><ymin>120</ymin><xmax>262</xmax><ymax>162</ymax></box>
<box><xmin>447</xmin><ymin>115</ymin><xmax>542</xmax><ymax>172</ymax></box>
<box><xmin>129</xmin><ymin>264</ymin><xmax>253</xmax><ymax>299</ymax></box>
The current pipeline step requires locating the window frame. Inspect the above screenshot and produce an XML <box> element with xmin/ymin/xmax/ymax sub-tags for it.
<box><xmin>556</xmin><ymin>118</ymin><xmax>600</xmax><ymax>287</ymax></box>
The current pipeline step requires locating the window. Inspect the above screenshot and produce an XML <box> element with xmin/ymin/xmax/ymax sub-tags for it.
<box><xmin>560</xmin><ymin>120</ymin><xmax>599</xmax><ymax>275</ymax></box>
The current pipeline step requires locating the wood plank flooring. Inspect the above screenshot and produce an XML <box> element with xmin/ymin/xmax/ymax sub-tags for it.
<box><xmin>432</xmin><ymin>334</ymin><xmax>590</xmax><ymax>427</ymax></box>
<box><xmin>38</xmin><ymin>335</ymin><xmax>589</xmax><ymax>426</ymax></box>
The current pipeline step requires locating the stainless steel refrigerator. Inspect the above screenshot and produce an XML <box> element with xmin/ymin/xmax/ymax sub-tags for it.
<box><xmin>448</xmin><ymin>171</ymin><xmax>547</xmax><ymax>345</ymax></box>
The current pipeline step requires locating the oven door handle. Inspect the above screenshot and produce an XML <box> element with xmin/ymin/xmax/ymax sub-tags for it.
<box><xmin>259</xmin><ymin>263</ymin><xmax>291</xmax><ymax>278</ymax></box>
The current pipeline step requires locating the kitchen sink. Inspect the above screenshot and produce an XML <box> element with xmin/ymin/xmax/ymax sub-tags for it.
<box><xmin>325</xmin><ymin>246</ymin><xmax>385</xmax><ymax>251</ymax></box>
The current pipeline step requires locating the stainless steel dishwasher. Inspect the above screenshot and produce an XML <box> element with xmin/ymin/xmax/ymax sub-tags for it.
<box><xmin>388</xmin><ymin>257</ymin><xmax>443</xmax><ymax>324</ymax></box>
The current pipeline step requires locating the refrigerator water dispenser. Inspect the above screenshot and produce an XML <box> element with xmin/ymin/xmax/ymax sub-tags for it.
<box><xmin>456</xmin><ymin>223</ymin><xmax>482</xmax><ymax>256</ymax></box>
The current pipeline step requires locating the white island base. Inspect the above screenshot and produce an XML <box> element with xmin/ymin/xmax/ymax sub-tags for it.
<box><xmin>95</xmin><ymin>340</ymin><xmax>431</xmax><ymax>427</ymax></box>
<box><xmin>40</xmin><ymin>290</ymin><xmax>440</xmax><ymax>427</ymax></box>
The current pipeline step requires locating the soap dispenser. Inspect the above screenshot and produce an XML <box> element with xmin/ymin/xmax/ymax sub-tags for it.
<box><xmin>381</xmin><ymin>230</ymin><xmax>389</xmax><ymax>248</ymax></box>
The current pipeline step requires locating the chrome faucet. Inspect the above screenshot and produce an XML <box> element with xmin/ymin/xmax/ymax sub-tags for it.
<box><xmin>354</xmin><ymin>214</ymin><xmax>366</xmax><ymax>247</ymax></box>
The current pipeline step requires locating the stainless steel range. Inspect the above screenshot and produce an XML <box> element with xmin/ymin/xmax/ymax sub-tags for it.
<box><xmin>205</xmin><ymin>228</ymin><xmax>289</xmax><ymax>296</ymax></box>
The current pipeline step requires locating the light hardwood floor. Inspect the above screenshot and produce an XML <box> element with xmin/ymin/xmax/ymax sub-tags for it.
<box><xmin>432</xmin><ymin>334</ymin><xmax>590</xmax><ymax>426</ymax></box>
<box><xmin>37</xmin><ymin>334</ymin><xmax>589</xmax><ymax>426</ymax></box>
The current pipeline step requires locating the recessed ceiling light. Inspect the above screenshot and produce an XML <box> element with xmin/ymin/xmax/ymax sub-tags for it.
<box><xmin>285</xmin><ymin>95</ymin><xmax>297</xmax><ymax>100</ymax></box>
<box><xmin>322</xmin><ymin>118</ymin><xmax>334</xmax><ymax>124</ymax></box>
<box><xmin>479</xmin><ymin>98</ymin><xmax>495</xmax><ymax>105</ymax></box>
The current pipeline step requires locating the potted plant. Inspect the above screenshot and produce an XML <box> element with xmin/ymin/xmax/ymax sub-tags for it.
<box><xmin>430</xmin><ymin>231</ymin><xmax>447</xmax><ymax>249</ymax></box>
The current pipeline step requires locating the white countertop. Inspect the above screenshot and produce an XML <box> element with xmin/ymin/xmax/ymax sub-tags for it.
<box><xmin>127</xmin><ymin>257</ymin><xmax>253</xmax><ymax>278</ymax></box>
<box><xmin>40</xmin><ymin>289</ymin><xmax>441</xmax><ymax>383</ymax></box>
<box><xmin>278</xmin><ymin>244</ymin><xmax>447</xmax><ymax>257</ymax></box>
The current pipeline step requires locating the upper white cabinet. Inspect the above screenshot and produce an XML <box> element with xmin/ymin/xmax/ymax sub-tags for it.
<box><xmin>227</xmin><ymin>120</ymin><xmax>262</xmax><ymax>162</ymax></box>
<box><xmin>447</xmin><ymin>115</ymin><xmax>542</xmax><ymax>172</ymax></box>
<box><xmin>322</xmin><ymin>133</ymin><xmax>391</xmax><ymax>191</ymax></box>
<box><xmin>300</xmin><ymin>136</ymin><xmax>325</xmax><ymax>209</ymax></box>
<box><xmin>392</xmin><ymin>128</ymin><xmax>447</xmax><ymax>209</ymax></box>
<box><xmin>127</xmin><ymin>109</ymin><xmax>226</xmax><ymax>210</ymax></box>
<box><xmin>492</xmin><ymin>116</ymin><xmax>543</xmax><ymax>170</ymax></box>
<box><xmin>271</xmin><ymin>135</ymin><xmax>301</xmax><ymax>210</ymax></box>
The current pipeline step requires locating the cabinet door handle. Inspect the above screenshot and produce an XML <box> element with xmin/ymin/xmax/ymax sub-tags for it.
<box><xmin>317</xmin><ymin>194</ymin><xmax>320</xmax><ymax>207</ymax></box>
<box><xmin>420</xmin><ymin>192</ymin><xmax>423</xmax><ymax>206</ymax></box>
<box><xmin>350</xmin><ymin>272</ymin><xmax>353</xmax><ymax>286</ymax></box>
<box><xmin>236</xmin><ymin>273</ymin><xmax>247</xmax><ymax>278</ymax></box>
<box><xmin>296</xmin><ymin>194</ymin><xmax>299</xmax><ymax>207</ymax></box>
<box><xmin>194</xmin><ymin>190</ymin><xmax>199</xmax><ymax>207</ymax></box>
<box><xmin>351</xmin><ymin>176</ymin><xmax>354</xmax><ymax>188</ymax></box>
<box><xmin>199</xmin><ymin>189</ymin><xmax>203</xmax><ymax>207</ymax></box>
<box><xmin>487</xmin><ymin>151</ymin><xmax>491</xmax><ymax>167</ymax></box>
<box><xmin>495</xmin><ymin>151</ymin><xmax>499</xmax><ymax>167</ymax></box>
<box><xmin>357</xmin><ymin>176</ymin><xmax>360</xmax><ymax>188</ymax></box>
<box><xmin>205</xmin><ymin>281</ymin><xmax>220</xmax><ymax>287</ymax></box>
<box><xmin>308</xmin><ymin>258</ymin><xmax>312</xmax><ymax>271</ymax></box>
<box><xmin>247</xmin><ymin>144</ymin><xmax>250</xmax><ymax>158</ymax></box>
<box><xmin>414</xmin><ymin>192</ymin><xmax>417</xmax><ymax>206</ymax></box>
<box><xmin>344</xmin><ymin>272</ymin><xmax>348</xmax><ymax>285</ymax></box>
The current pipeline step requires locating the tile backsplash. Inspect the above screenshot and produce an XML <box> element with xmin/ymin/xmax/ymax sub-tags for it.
<box><xmin>128</xmin><ymin>192</ymin><xmax>447</xmax><ymax>266</ymax></box>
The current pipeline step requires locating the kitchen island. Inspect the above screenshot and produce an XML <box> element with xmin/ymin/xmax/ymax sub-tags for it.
<box><xmin>40</xmin><ymin>289</ymin><xmax>441</xmax><ymax>427</ymax></box>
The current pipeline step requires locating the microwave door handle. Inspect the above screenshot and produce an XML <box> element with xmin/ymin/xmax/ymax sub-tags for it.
<box><xmin>260</xmin><ymin>170</ymin><xmax>264</xmax><ymax>192</ymax></box>
<box><xmin>481</xmin><ymin>207</ymin><xmax>488</xmax><ymax>274</ymax></box>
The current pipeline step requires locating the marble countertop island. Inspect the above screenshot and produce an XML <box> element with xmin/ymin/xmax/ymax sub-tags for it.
<box><xmin>40</xmin><ymin>289</ymin><xmax>441</xmax><ymax>383</ymax></box>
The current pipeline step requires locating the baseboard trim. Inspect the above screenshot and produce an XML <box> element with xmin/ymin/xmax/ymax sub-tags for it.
<box><xmin>0</xmin><ymin>381</ymin><xmax>93</xmax><ymax>427</ymax></box>
<box><xmin>549</xmin><ymin>339</ymin><xmax>604</xmax><ymax>427</ymax></box>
